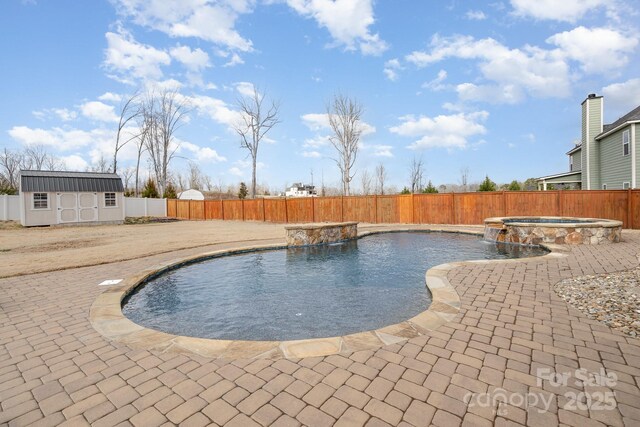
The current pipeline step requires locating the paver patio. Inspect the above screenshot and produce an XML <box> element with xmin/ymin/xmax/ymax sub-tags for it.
<box><xmin>1</xmin><ymin>222</ymin><xmax>639</xmax><ymax>426</ymax></box>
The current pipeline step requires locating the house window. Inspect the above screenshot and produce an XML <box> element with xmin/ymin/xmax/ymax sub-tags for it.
<box><xmin>623</xmin><ymin>129</ymin><xmax>630</xmax><ymax>156</ymax></box>
<box><xmin>33</xmin><ymin>193</ymin><xmax>48</xmax><ymax>209</ymax></box>
<box><xmin>105</xmin><ymin>192</ymin><xmax>117</xmax><ymax>207</ymax></box>
<box><xmin>623</xmin><ymin>182</ymin><xmax>630</xmax><ymax>190</ymax></box>
<box><xmin>602</xmin><ymin>184</ymin><xmax>607</xmax><ymax>190</ymax></box>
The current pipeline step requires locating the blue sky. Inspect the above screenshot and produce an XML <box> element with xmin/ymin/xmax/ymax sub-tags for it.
<box><xmin>2</xmin><ymin>0</ymin><xmax>639</xmax><ymax>192</ymax></box>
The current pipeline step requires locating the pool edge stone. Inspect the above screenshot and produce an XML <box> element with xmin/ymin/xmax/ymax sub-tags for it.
<box><xmin>89</xmin><ymin>228</ymin><xmax>565</xmax><ymax>360</ymax></box>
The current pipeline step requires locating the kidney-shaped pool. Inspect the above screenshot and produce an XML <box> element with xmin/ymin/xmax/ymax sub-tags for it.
<box><xmin>122</xmin><ymin>232</ymin><xmax>547</xmax><ymax>341</ymax></box>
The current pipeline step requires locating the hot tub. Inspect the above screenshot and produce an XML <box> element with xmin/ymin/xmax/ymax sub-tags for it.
<box><xmin>484</xmin><ymin>216</ymin><xmax>622</xmax><ymax>245</ymax></box>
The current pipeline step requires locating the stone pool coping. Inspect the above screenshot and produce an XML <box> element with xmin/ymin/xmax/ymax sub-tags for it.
<box><xmin>284</xmin><ymin>221</ymin><xmax>358</xmax><ymax>231</ymax></box>
<box><xmin>89</xmin><ymin>229</ymin><xmax>568</xmax><ymax>359</ymax></box>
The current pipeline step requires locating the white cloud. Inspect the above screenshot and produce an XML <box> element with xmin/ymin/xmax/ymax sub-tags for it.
<box><xmin>223</xmin><ymin>53</ymin><xmax>244</xmax><ymax>67</ymax></box>
<box><xmin>8</xmin><ymin>126</ymin><xmax>115</xmax><ymax>151</ymax></box>
<box><xmin>406</xmin><ymin>34</ymin><xmax>570</xmax><ymax>101</ymax></box>
<box><xmin>302</xmin><ymin>151</ymin><xmax>321</xmax><ymax>158</ymax></box>
<box><xmin>235</xmin><ymin>81</ymin><xmax>255</xmax><ymax>97</ymax></box>
<box><xmin>456</xmin><ymin>83</ymin><xmax>525</xmax><ymax>104</ymax></box>
<box><xmin>104</xmin><ymin>29</ymin><xmax>171</xmax><ymax>83</ymax></box>
<box><xmin>286</xmin><ymin>0</ymin><xmax>387</xmax><ymax>55</ymax></box>
<box><xmin>229</xmin><ymin>167</ymin><xmax>244</xmax><ymax>177</ymax></box>
<box><xmin>465</xmin><ymin>10</ymin><xmax>486</xmax><ymax>20</ymax></box>
<box><xmin>187</xmin><ymin>94</ymin><xmax>241</xmax><ymax>128</ymax></box>
<box><xmin>301</xmin><ymin>113</ymin><xmax>375</xmax><ymax>135</ymax></box>
<box><xmin>80</xmin><ymin>101</ymin><xmax>120</xmax><ymax>123</ymax></box>
<box><xmin>546</xmin><ymin>27</ymin><xmax>638</xmax><ymax>75</ymax></box>
<box><xmin>98</xmin><ymin>92</ymin><xmax>123</xmax><ymax>103</ymax></box>
<box><xmin>181</xmin><ymin>141</ymin><xmax>227</xmax><ymax>162</ymax></box>
<box><xmin>510</xmin><ymin>0</ymin><xmax>609</xmax><ymax>22</ymax></box>
<box><xmin>303</xmin><ymin>135</ymin><xmax>330</xmax><ymax>148</ymax></box>
<box><xmin>390</xmin><ymin>111</ymin><xmax>488</xmax><ymax>150</ymax></box>
<box><xmin>422</xmin><ymin>69</ymin><xmax>448</xmax><ymax>91</ymax></box>
<box><xmin>602</xmin><ymin>78</ymin><xmax>640</xmax><ymax>115</ymax></box>
<box><xmin>371</xmin><ymin>144</ymin><xmax>393</xmax><ymax>157</ymax></box>
<box><xmin>112</xmin><ymin>0</ymin><xmax>254</xmax><ymax>52</ymax></box>
<box><xmin>33</xmin><ymin>108</ymin><xmax>78</xmax><ymax>122</ymax></box>
<box><xmin>60</xmin><ymin>154</ymin><xmax>90</xmax><ymax>171</ymax></box>
<box><xmin>383</xmin><ymin>58</ymin><xmax>402</xmax><ymax>81</ymax></box>
<box><xmin>170</xmin><ymin>45</ymin><xmax>211</xmax><ymax>72</ymax></box>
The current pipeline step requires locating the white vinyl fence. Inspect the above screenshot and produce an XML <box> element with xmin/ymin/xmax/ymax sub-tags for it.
<box><xmin>123</xmin><ymin>197</ymin><xmax>167</xmax><ymax>217</ymax></box>
<box><xmin>0</xmin><ymin>195</ymin><xmax>20</xmax><ymax>221</ymax></box>
<box><xmin>0</xmin><ymin>195</ymin><xmax>167</xmax><ymax>221</ymax></box>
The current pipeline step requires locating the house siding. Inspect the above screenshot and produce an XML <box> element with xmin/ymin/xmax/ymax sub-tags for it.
<box><xmin>587</xmin><ymin>97</ymin><xmax>603</xmax><ymax>189</ymax></box>
<box><xmin>570</xmin><ymin>151</ymin><xmax>582</xmax><ymax>171</ymax></box>
<box><xmin>599</xmin><ymin>128</ymin><xmax>632</xmax><ymax>189</ymax></box>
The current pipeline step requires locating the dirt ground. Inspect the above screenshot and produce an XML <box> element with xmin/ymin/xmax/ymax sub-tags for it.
<box><xmin>0</xmin><ymin>220</ymin><xmax>287</xmax><ymax>278</ymax></box>
<box><xmin>0</xmin><ymin>220</ymin><xmax>485</xmax><ymax>278</ymax></box>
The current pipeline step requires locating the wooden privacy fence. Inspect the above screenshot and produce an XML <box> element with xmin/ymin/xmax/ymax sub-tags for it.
<box><xmin>167</xmin><ymin>190</ymin><xmax>640</xmax><ymax>229</ymax></box>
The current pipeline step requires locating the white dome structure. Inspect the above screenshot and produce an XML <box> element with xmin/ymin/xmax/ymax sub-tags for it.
<box><xmin>177</xmin><ymin>189</ymin><xmax>205</xmax><ymax>200</ymax></box>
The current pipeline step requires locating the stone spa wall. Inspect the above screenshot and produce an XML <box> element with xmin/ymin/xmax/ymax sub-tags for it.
<box><xmin>484</xmin><ymin>217</ymin><xmax>622</xmax><ymax>245</ymax></box>
<box><xmin>285</xmin><ymin>222</ymin><xmax>358</xmax><ymax>246</ymax></box>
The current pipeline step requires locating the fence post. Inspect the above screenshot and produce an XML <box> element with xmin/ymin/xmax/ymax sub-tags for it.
<box><xmin>312</xmin><ymin>197</ymin><xmax>315</xmax><ymax>223</ymax></box>
<box><xmin>144</xmin><ymin>197</ymin><xmax>149</xmax><ymax>217</ymax></box>
<box><xmin>451</xmin><ymin>193</ymin><xmax>456</xmax><ymax>224</ymax></box>
<box><xmin>241</xmin><ymin>199</ymin><xmax>245</xmax><ymax>221</ymax></box>
<box><xmin>284</xmin><ymin>197</ymin><xmax>288</xmax><ymax>223</ymax></box>
<box><xmin>558</xmin><ymin>191</ymin><xmax>563</xmax><ymax>216</ymax></box>
<box><xmin>262</xmin><ymin>198</ymin><xmax>266</xmax><ymax>222</ymax></box>
<box><xmin>164</xmin><ymin>198</ymin><xmax>167</xmax><ymax>217</ymax></box>
<box><xmin>374</xmin><ymin>195</ymin><xmax>378</xmax><ymax>224</ymax></box>
<box><xmin>411</xmin><ymin>193</ymin><xmax>415</xmax><ymax>224</ymax></box>
<box><xmin>221</xmin><ymin>199</ymin><xmax>225</xmax><ymax>220</ymax></box>
<box><xmin>627</xmin><ymin>188</ymin><xmax>632</xmax><ymax>229</ymax></box>
<box><xmin>502</xmin><ymin>191</ymin><xmax>507</xmax><ymax>216</ymax></box>
<box><xmin>341</xmin><ymin>196</ymin><xmax>344</xmax><ymax>222</ymax></box>
<box><xmin>2</xmin><ymin>194</ymin><xmax>7</xmax><ymax>221</ymax></box>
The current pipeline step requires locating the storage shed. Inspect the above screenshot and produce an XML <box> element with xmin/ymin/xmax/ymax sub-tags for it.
<box><xmin>19</xmin><ymin>170</ymin><xmax>125</xmax><ymax>227</ymax></box>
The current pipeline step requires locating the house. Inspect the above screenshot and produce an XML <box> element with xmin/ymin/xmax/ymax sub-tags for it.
<box><xmin>285</xmin><ymin>183</ymin><xmax>317</xmax><ymax>197</ymax></box>
<box><xmin>537</xmin><ymin>94</ymin><xmax>639</xmax><ymax>190</ymax></box>
<box><xmin>19</xmin><ymin>170</ymin><xmax>125</xmax><ymax>227</ymax></box>
<box><xmin>178</xmin><ymin>189</ymin><xmax>205</xmax><ymax>200</ymax></box>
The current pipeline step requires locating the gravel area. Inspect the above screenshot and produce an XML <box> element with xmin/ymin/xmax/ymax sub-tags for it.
<box><xmin>554</xmin><ymin>265</ymin><xmax>640</xmax><ymax>337</ymax></box>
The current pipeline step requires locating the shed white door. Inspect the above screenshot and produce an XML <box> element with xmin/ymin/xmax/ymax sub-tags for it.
<box><xmin>57</xmin><ymin>193</ymin><xmax>98</xmax><ymax>223</ymax></box>
<box><xmin>78</xmin><ymin>193</ymin><xmax>98</xmax><ymax>222</ymax></box>
<box><xmin>57</xmin><ymin>193</ymin><xmax>78</xmax><ymax>223</ymax></box>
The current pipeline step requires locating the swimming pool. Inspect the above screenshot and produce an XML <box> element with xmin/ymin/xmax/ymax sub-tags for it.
<box><xmin>122</xmin><ymin>232</ymin><xmax>547</xmax><ymax>341</ymax></box>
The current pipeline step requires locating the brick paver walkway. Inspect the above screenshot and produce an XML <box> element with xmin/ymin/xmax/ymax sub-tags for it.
<box><xmin>1</xmin><ymin>230</ymin><xmax>639</xmax><ymax>426</ymax></box>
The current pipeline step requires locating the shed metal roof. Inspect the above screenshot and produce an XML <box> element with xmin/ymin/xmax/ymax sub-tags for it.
<box><xmin>19</xmin><ymin>170</ymin><xmax>124</xmax><ymax>193</ymax></box>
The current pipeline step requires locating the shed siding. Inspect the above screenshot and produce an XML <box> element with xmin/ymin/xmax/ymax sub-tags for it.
<box><xmin>22</xmin><ymin>192</ymin><xmax>58</xmax><ymax>226</ymax></box>
<box><xmin>599</xmin><ymin>129</ymin><xmax>631</xmax><ymax>189</ymax></box>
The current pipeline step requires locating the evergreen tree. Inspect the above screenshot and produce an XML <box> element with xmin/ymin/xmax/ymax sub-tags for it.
<box><xmin>478</xmin><ymin>175</ymin><xmax>497</xmax><ymax>192</ymax></box>
<box><xmin>507</xmin><ymin>180</ymin><xmax>522</xmax><ymax>191</ymax></box>
<box><xmin>238</xmin><ymin>182</ymin><xmax>248</xmax><ymax>199</ymax></box>
<box><xmin>141</xmin><ymin>178</ymin><xmax>160</xmax><ymax>198</ymax></box>
<box><xmin>422</xmin><ymin>180</ymin><xmax>439</xmax><ymax>193</ymax></box>
<box><xmin>163</xmin><ymin>182</ymin><xmax>178</xmax><ymax>199</ymax></box>
<box><xmin>400</xmin><ymin>187</ymin><xmax>411</xmax><ymax>195</ymax></box>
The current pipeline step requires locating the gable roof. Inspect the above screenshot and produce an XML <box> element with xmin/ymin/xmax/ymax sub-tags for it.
<box><xmin>19</xmin><ymin>170</ymin><xmax>124</xmax><ymax>193</ymax></box>
<box><xmin>597</xmin><ymin>104</ymin><xmax>640</xmax><ymax>139</ymax></box>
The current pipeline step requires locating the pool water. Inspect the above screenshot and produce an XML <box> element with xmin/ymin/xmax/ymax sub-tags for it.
<box><xmin>122</xmin><ymin>232</ymin><xmax>547</xmax><ymax>341</ymax></box>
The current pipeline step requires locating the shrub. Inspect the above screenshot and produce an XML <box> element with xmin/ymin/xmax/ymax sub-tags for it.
<box><xmin>141</xmin><ymin>178</ymin><xmax>159</xmax><ymax>198</ymax></box>
<box><xmin>238</xmin><ymin>182</ymin><xmax>248</xmax><ymax>199</ymax></box>
<box><xmin>422</xmin><ymin>180</ymin><xmax>439</xmax><ymax>193</ymax></box>
<box><xmin>478</xmin><ymin>175</ymin><xmax>497</xmax><ymax>192</ymax></box>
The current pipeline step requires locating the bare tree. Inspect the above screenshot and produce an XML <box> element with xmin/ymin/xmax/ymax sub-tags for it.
<box><xmin>43</xmin><ymin>154</ymin><xmax>65</xmax><ymax>171</ymax></box>
<box><xmin>375</xmin><ymin>162</ymin><xmax>387</xmax><ymax>195</ymax></box>
<box><xmin>234</xmin><ymin>87</ymin><xmax>280</xmax><ymax>198</ymax></box>
<box><xmin>143</xmin><ymin>89</ymin><xmax>189</xmax><ymax>197</ymax></box>
<box><xmin>89</xmin><ymin>154</ymin><xmax>110</xmax><ymax>173</ymax></box>
<box><xmin>203</xmin><ymin>174</ymin><xmax>213</xmax><ymax>192</ymax></box>
<box><xmin>133</xmin><ymin>103</ymin><xmax>152</xmax><ymax>196</ymax></box>
<box><xmin>327</xmin><ymin>95</ymin><xmax>363</xmax><ymax>196</ymax></box>
<box><xmin>120</xmin><ymin>167</ymin><xmax>135</xmax><ymax>193</ymax></box>
<box><xmin>409</xmin><ymin>157</ymin><xmax>424</xmax><ymax>193</ymax></box>
<box><xmin>113</xmin><ymin>93</ymin><xmax>141</xmax><ymax>174</ymax></box>
<box><xmin>360</xmin><ymin>169</ymin><xmax>372</xmax><ymax>195</ymax></box>
<box><xmin>188</xmin><ymin>161</ymin><xmax>203</xmax><ymax>190</ymax></box>
<box><xmin>459</xmin><ymin>166</ymin><xmax>470</xmax><ymax>192</ymax></box>
<box><xmin>0</xmin><ymin>148</ymin><xmax>23</xmax><ymax>191</ymax></box>
<box><xmin>24</xmin><ymin>145</ymin><xmax>49</xmax><ymax>170</ymax></box>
